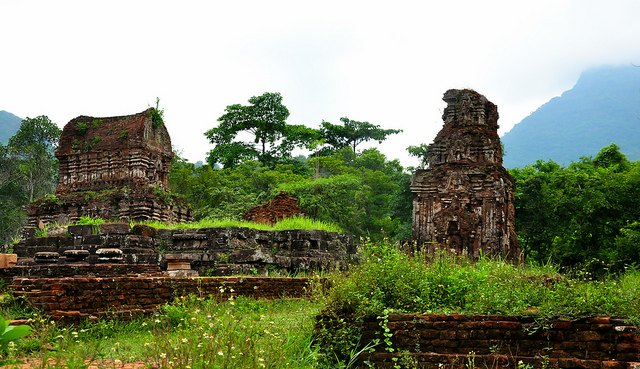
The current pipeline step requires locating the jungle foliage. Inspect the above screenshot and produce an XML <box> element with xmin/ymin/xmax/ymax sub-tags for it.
<box><xmin>0</xmin><ymin>116</ymin><xmax>60</xmax><ymax>245</ymax></box>
<box><xmin>512</xmin><ymin>143</ymin><xmax>640</xmax><ymax>274</ymax></box>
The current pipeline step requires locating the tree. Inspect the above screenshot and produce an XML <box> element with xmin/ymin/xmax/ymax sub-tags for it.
<box><xmin>406</xmin><ymin>143</ymin><xmax>430</xmax><ymax>169</ymax></box>
<box><xmin>510</xmin><ymin>145</ymin><xmax>640</xmax><ymax>274</ymax></box>
<box><xmin>0</xmin><ymin>144</ymin><xmax>27</xmax><ymax>245</ymax></box>
<box><xmin>205</xmin><ymin>92</ymin><xmax>290</xmax><ymax>168</ymax></box>
<box><xmin>593</xmin><ymin>143</ymin><xmax>629</xmax><ymax>170</ymax></box>
<box><xmin>320</xmin><ymin>117</ymin><xmax>402</xmax><ymax>152</ymax></box>
<box><xmin>8</xmin><ymin>116</ymin><xmax>61</xmax><ymax>202</ymax></box>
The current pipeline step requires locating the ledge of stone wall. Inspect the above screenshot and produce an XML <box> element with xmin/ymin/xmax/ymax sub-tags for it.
<box><xmin>13</xmin><ymin>224</ymin><xmax>355</xmax><ymax>276</ymax></box>
<box><xmin>11</xmin><ymin>276</ymin><xmax>316</xmax><ymax>320</ymax></box>
<box><xmin>316</xmin><ymin>313</ymin><xmax>640</xmax><ymax>368</ymax></box>
<box><xmin>0</xmin><ymin>264</ymin><xmax>161</xmax><ymax>280</ymax></box>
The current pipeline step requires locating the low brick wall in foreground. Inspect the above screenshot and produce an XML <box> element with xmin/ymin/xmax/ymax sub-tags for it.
<box><xmin>11</xmin><ymin>276</ymin><xmax>314</xmax><ymax>320</ymax></box>
<box><xmin>317</xmin><ymin>313</ymin><xmax>640</xmax><ymax>368</ymax></box>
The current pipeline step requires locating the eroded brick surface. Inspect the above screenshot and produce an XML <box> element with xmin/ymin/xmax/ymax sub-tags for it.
<box><xmin>11</xmin><ymin>276</ymin><xmax>316</xmax><ymax>320</ymax></box>
<box><xmin>25</xmin><ymin>109</ymin><xmax>192</xmax><ymax>228</ymax></box>
<box><xmin>242</xmin><ymin>191</ymin><xmax>305</xmax><ymax>224</ymax></box>
<box><xmin>316</xmin><ymin>314</ymin><xmax>640</xmax><ymax>368</ymax></box>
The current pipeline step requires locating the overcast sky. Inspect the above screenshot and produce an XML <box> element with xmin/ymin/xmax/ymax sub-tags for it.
<box><xmin>2</xmin><ymin>0</ymin><xmax>639</xmax><ymax>166</ymax></box>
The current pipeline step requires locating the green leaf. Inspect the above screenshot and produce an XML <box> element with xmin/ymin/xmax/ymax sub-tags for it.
<box><xmin>1</xmin><ymin>324</ymin><xmax>32</xmax><ymax>344</ymax></box>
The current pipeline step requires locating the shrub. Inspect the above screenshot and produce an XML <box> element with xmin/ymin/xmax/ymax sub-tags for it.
<box><xmin>324</xmin><ymin>241</ymin><xmax>640</xmax><ymax>323</ymax></box>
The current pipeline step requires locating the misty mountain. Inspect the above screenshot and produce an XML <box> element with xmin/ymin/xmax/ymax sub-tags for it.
<box><xmin>502</xmin><ymin>65</ymin><xmax>640</xmax><ymax>168</ymax></box>
<box><xmin>0</xmin><ymin>110</ymin><xmax>22</xmax><ymax>145</ymax></box>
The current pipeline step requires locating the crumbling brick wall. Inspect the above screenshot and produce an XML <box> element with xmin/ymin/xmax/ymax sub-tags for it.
<box><xmin>316</xmin><ymin>313</ymin><xmax>640</xmax><ymax>368</ymax></box>
<box><xmin>11</xmin><ymin>276</ymin><xmax>315</xmax><ymax>320</ymax></box>
<box><xmin>410</xmin><ymin>89</ymin><xmax>520</xmax><ymax>260</ymax></box>
<box><xmin>242</xmin><ymin>191</ymin><xmax>305</xmax><ymax>224</ymax></box>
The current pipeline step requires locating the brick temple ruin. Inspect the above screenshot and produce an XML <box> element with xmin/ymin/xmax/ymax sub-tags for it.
<box><xmin>25</xmin><ymin>108</ymin><xmax>192</xmax><ymax>229</ymax></box>
<box><xmin>410</xmin><ymin>89</ymin><xmax>520</xmax><ymax>260</ymax></box>
<box><xmin>242</xmin><ymin>191</ymin><xmax>305</xmax><ymax>224</ymax></box>
<box><xmin>7</xmin><ymin>108</ymin><xmax>354</xmax><ymax>289</ymax></box>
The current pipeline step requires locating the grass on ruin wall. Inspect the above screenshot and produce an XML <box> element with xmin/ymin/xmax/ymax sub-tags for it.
<box><xmin>30</xmin><ymin>216</ymin><xmax>343</xmax><ymax>239</ymax></box>
<box><xmin>138</xmin><ymin>216</ymin><xmax>343</xmax><ymax>234</ymax></box>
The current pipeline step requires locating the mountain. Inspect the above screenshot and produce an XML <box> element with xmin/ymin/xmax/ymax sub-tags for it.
<box><xmin>0</xmin><ymin>110</ymin><xmax>22</xmax><ymax>145</ymax></box>
<box><xmin>502</xmin><ymin>65</ymin><xmax>640</xmax><ymax>168</ymax></box>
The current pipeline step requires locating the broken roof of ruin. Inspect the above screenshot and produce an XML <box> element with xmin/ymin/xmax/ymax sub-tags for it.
<box><xmin>56</xmin><ymin>108</ymin><xmax>172</xmax><ymax>157</ymax></box>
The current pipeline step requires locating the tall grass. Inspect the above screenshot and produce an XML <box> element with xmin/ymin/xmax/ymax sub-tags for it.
<box><xmin>325</xmin><ymin>241</ymin><xmax>640</xmax><ymax>324</ymax></box>
<box><xmin>138</xmin><ymin>216</ymin><xmax>343</xmax><ymax>233</ymax></box>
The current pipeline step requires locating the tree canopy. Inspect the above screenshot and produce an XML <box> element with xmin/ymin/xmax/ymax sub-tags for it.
<box><xmin>205</xmin><ymin>92</ymin><xmax>290</xmax><ymax>168</ymax></box>
<box><xmin>0</xmin><ymin>116</ymin><xmax>60</xmax><ymax>244</ymax></box>
<box><xmin>511</xmin><ymin>144</ymin><xmax>640</xmax><ymax>274</ymax></box>
<box><xmin>320</xmin><ymin>117</ymin><xmax>402</xmax><ymax>152</ymax></box>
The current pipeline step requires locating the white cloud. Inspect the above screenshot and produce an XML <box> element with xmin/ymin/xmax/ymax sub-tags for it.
<box><xmin>2</xmin><ymin>0</ymin><xmax>639</xmax><ymax>166</ymax></box>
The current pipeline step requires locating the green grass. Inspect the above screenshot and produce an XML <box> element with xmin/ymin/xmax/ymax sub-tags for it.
<box><xmin>31</xmin><ymin>216</ymin><xmax>343</xmax><ymax>238</ymax></box>
<box><xmin>137</xmin><ymin>216</ymin><xmax>343</xmax><ymax>234</ymax></box>
<box><xmin>1</xmin><ymin>297</ymin><xmax>326</xmax><ymax>369</ymax></box>
<box><xmin>324</xmin><ymin>241</ymin><xmax>640</xmax><ymax>324</ymax></box>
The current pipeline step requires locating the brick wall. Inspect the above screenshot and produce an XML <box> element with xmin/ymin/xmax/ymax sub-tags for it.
<box><xmin>11</xmin><ymin>276</ymin><xmax>315</xmax><ymax>320</ymax></box>
<box><xmin>317</xmin><ymin>313</ymin><xmax>640</xmax><ymax>368</ymax></box>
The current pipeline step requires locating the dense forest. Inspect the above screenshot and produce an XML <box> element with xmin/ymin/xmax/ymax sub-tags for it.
<box><xmin>1</xmin><ymin>92</ymin><xmax>638</xmax><ymax>276</ymax></box>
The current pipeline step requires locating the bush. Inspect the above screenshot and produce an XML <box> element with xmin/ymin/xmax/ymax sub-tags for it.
<box><xmin>324</xmin><ymin>241</ymin><xmax>640</xmax><ymax>323</ymax></box>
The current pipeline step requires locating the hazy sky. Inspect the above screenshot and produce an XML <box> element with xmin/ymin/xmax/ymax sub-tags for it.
<box><xmin>2</xmin><ymin>0</ymin><xmax>639</xmax><ymax>166</ymax></box>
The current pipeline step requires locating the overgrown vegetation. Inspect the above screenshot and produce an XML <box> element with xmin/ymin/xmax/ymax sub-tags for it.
<box><xmin>316</xmin><ymin>241</ymin><xmax>640</xmax><ymax>365</ymax></box>
<box><xmin>324</xmin><ymin>242</ymin><xmax>640</xmax><ymax>322</ymax></box>
<box><xmin>149</xmin><ymin>98</ymin><xmax>165</xmax><ymax>129</ymax></box>
<box><xmin>512</xmin><ymin>143</ymin><xmax>640</xmax><ymax>275</ymax></box>
<box><xmin>0</xmin><ymin>295</ymin><xmax>323</xmax><ymax>369</ymax></box>
<box><xmin>170</xmin><ymin>146</ymin><xmax>411</xmax><ymax>241</ymax></box>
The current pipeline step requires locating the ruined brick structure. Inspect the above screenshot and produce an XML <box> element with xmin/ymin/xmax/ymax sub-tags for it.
<box><xmin>25</xmin><ymin>109</ymin><xmax>192</xmax><ymax>227</ymax></box>
<box><xmin>410</xmin><ymin>89</ymin><xmax>519</xmax><ymax>260</ymax></box>
<box><xmin>316</xmin><ymin>313</ymin><xmax>640</xmax><ymax>368</ymax></box>
<box><xmin>242</xmin><ymin>191</ymin><xmax>305</xmax><ymax>224</ymax></box>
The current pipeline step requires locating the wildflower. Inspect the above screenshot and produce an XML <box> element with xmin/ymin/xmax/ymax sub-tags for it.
<box><xmin>217</xmin><ymin>351</ymin><xmax>224</xmax><ymax>356</ymax></box>
<box><xmin>154</xmin><ymin>319</ymin><xmax>161</xmax><ymax>324</ymax></box>
<box><xmin>160</xmin><ymin>352</ymin><xmax>167</xmax><ymax>359</ymax></box>
<box><xmin>181</xmin><ymin>338</ymin><xmax>188</xmax><ymax>343</ymax></box>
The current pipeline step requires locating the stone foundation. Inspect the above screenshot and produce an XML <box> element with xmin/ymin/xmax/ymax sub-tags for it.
<box><xmin>12</xmin><ymin>223</ymin><xmax>355</xmax><ymax>278</ymax></box>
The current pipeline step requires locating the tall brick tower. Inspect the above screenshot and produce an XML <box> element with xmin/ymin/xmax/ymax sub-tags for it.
<box><xmin>410</xmin><ymin>89</ymin><xmax>520</xmax><ymax>260</ymax></box>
